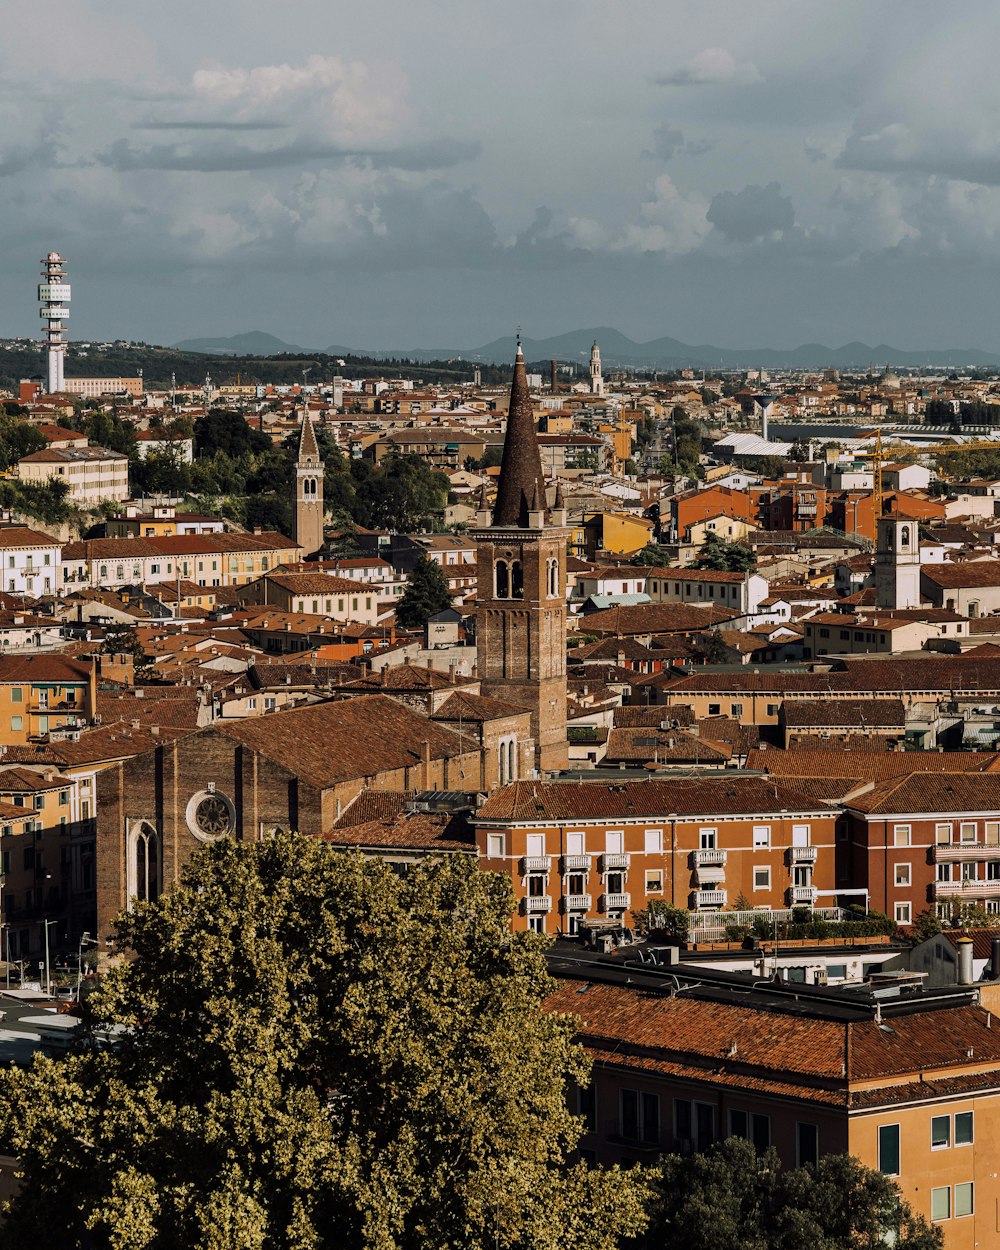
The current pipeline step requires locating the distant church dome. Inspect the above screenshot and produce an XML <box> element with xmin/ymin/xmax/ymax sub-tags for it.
<box><xmin>880</xmin><ymin>365</ymin><xmax>901</xmax><ymax>390</ymax></box>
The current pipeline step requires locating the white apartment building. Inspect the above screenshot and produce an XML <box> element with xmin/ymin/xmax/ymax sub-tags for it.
<box><xmin>0</xmin><ymin>526</ymin><xmax>62</xmax><ymax>597</ymax></box>
<box><xmin>645</xmin><ymin>566</ymin><xmax>770</xmax><ymax>616</ymax></box>
<box><xmin>17</xmin><ymin>447</ymin><xmax>129</xmax><ymax>505</ymax></box>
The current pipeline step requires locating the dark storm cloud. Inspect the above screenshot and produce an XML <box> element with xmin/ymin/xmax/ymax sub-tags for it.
<box><xmin>707</xmin><ymin>182</ymin><xmax>795</xmax><ymax>242</ymax></box>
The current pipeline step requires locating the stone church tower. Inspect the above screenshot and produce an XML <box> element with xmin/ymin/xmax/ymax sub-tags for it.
<box><xmin>474</xmin><ymin>336</ymin><xmax>569</xmax><ymax>775</ymax></box>
<box><xmin>589</xmin><ymin>338</ymin><xmax>604</xmax><ymax>396</ymax></box>
<box><xmin>294</xmin><ymin>409</ymin><xmax>324</xmax><ymax>557</ymax></box>
<box><xmin>874</xmin><ymin>515</ymin><xmax>921</xmax><ymax>609</ymax></box>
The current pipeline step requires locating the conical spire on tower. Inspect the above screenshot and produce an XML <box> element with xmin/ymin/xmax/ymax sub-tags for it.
<box><xmin>493</xmin><ymin>333</ymin><xmax>547</xmax><ymax>527</ymax></box>
<box><xmin>297</xmin><ymin>408</ymin><xmax>320</xmax><ymax>464</ymax></box>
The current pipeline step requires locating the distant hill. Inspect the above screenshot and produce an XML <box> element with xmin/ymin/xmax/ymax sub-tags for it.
<box><xmin>340</xmin><ymin>327</ymin><xmax>1000</xmax><ymax>370</ymax></box>
<box><xmin>171</xmin><ymin>331</ymin><xmax>306</xmax><ymax>356</ymax></box>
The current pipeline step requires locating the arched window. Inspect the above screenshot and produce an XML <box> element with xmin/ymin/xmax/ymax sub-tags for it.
<box><xmin>507</xmin><ymin>739</ymin><xmax>517</xmax><ymax>782</ymax></box>
<box><xmin>495</xmin><ymin>560</ymin><xmax>509</xmax><ymax>598</ymax></box>
<box><xmin>131</xmin><ymin>821</ymin><xmax>160</xmax><ymax>904</ymax></box>
<box><xmin>498</xmin><ymin>740</ymin><xmax>508</xmax><ymax>785</ymax></box>
<box><xmin>900</xmin><ymin>525</ymin><xmax>910</xmax><ymax>548</ymax></box>
<box><xmin>547</xmin><ymin>557</ymin><xmax>559</xmax><ymax>597</ymax></box>
<box><xmin>511</xmin><ymin>560</ymin><xmax>524</xmax><ymax>599</ymax></box>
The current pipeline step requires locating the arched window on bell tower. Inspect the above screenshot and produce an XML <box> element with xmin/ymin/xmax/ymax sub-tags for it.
<box><xmin>495</xmin><ymin>560</ymin><xmax>509</xmax><ymax>599</ymax></box>
<box><xmin>901</xmin><ymin>524</ymin><xmax>911</xmax><ymax>548</ymax></box>
<box><xmin>511</xmin><ymin>560</ymin><xmax>524</xmax><ymax>598</ymax></box>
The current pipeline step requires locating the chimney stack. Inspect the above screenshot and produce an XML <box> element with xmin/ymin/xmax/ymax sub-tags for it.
<box><xmin>957</xmin><ymin>936</ymin><xmax>975</xmax><ymax>985</ymax></box>
<box><xmin>550</xmin><ymin>359</ymin><xmax>558</xmax><ymax>394</ymax></box>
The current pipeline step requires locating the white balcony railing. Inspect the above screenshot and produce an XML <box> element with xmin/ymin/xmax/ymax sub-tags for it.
<box><xmin>933</xmin><ymin>879</ymin><xmax>1000</xmax><ymax>900</ymax></box>
<box><xmin>564</xmin><ymin>894</ymin><xmax>593</xmax><ymax>912</ymax></box>
<box><xmin>562</xmin><ymin>854</ymin><xmax>592</xmax><ymax>872</ymax></box>
<box><xmin>521</xmin><ymin>856</ymin><xmax>552</xmax><ymax>874</ymax></box>
<box><xmin>601</xmin><ymin>892</ymin><xmax>631</xmax><ymax>912</ymax></box>
<box><xmin>601</xmin><ymin>852</ymin><xmax>631</xmax><ymax>871</ymax></box>
<box><xmin>693</xmin><ymin>889</ymin><xmax>727</xmax><ymax>909</ymax></box>
<box><xmin>693</xmin><ymin>848</ymin><xmax>727</xmax><ymax>867</ymax></box>
<box><xmin>523</xmin><ymin>895</ymin><xmax>552</xmax><ymax>914</ymax></box>
<box><xmin>789</xmin><ymin>886</ymin><xmax>818</xmax><ymax>905</ymax></box>
<box><xmin>789</xmin><ymin>846</ymin><xmax>818</xmax><ymax>864</ymax></box>
<box><xmin>933</xmin><ymin>845</ymin><xmax>1000</xmax><ymax>863</ymax></box>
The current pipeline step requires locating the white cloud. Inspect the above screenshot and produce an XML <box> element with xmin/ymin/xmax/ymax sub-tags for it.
<box><xmin>654</xmin><ymin>47</ymin><xmax>761</xmax><ymax>88</ymax></box>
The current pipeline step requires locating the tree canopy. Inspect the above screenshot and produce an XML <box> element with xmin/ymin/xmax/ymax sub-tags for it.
<box><xmin>649</xmin><ymin>1138</ymin><xmax>941</xmax><ymax>1250</ymax></box>
<box><xmin>693</xmin><ymin>531</ymin><xmax>756</xmax><ymax>572</ymax></box>
<box><xmin>395</xmin><ymin>555</ymin><xmax>454</xmax><ymax>628</ymax></box>
<box><xmin>0</xmin><ymin>837</ymin><xmax>648</xmax><ymax>1250</ymax></box>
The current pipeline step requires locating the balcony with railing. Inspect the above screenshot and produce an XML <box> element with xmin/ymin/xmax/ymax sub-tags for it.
<box><xmin>692</xmin><ymin>848</ymin><xmax>727</xmax><ymax>867</ymax></box>
<box><xmin>561</xmin><ymin>854</ymin><xmax>592</xmax><ymax>872</ymax></box>
<box><xmin>789</xmin><ymin>846</ymin><xmax>818</xmax><ymax>864</ymax></box>
<box><xmin>601</xmin><ymin>852</ymin><xmax>630</xmax><ymax>871</ymax></box>
<box><xmin>563</xmin><ymin>894</ymin><xmax>593</xmax><ymax>912</ymax></box>
<box><xmin>692</xmin><ymin>888</ymin><xmax>727</xmax><ymax>909</ymax></box>
<box><xmin>520</xmin><ymin>856</ymin><xmax>552</xmax><ymax>874</ymax></box>
<box><xmin>601</xmin><ymin>892</ymin><xmax>631</xmax><ymax>912</ymax></box>
<box><xmin>933</xmin><ymin>843</ymin><xmax>1000</xmax><ymax>863</ymax></box>
<box><xmin>522</xmin><ymin>895</ymin><xmax>552</xmax><ymax>914</ymax></box>
<box><xmin>933</xmin><ymin>879</ymin><xmax>1000</xmax><ymax>900</ymax></box>
<box><xmin>788</xmin><ymin>885</ymin><xmax>818</xmax><ymax>905</ymax></box>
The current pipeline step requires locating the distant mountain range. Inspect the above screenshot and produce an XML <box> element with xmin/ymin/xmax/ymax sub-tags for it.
<box><xmin>172</xmin><ymin>326</ymin><xmax>1000</xmax><ymax>370</ymax></box>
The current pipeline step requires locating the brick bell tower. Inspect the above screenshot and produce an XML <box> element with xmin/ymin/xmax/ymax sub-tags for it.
<box><xmin>294</xmin><ymin>409</ymin><xmax>325</xmax><ymax>558</ymax></box>
<box><xmin>473</xmin><ymin>334</ymin><xmax>569</xmax><ymax>775</ymax></box>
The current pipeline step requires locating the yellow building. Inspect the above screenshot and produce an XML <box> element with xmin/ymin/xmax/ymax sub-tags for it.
<box><xmin>0</xmin><ymin>655</ymin><xmax>97</xmax><ymax>746</ymax></box>
<box><xmin>583</xmin><ymin>511</ymin><xmax>655</xmax><ymax>559</ymax></box>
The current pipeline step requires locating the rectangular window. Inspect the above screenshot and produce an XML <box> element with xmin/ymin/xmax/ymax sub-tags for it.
<box><xmin>707</xmin><ymin>703</ymin><xmax>720</xmax><ymax>715</ymax></box>
<box><xmin>621</xmin><ymin>1090</ymin><xmax>659</xmax><ymax>1145</ymax></box>
<box><xmin>526</xmin><ymin>834</ymin><xmax>546</xmax><ymax>857</ymax></box>
<box><xmin>987</xmin><ymin>822</ymin><xmax>1000</xmax><ymax>846</ymax></box>
<box><xmin>792</xmin><ymin>824</ymin><xmax>810</xmax><ymax>847</ymax></box>
<box><xmin>931</xmin><ymin>1187</ymin><xmax>951</xmax><ymax>1222</ymax></box>
<box><xmin>893</xmin><ymin>824</ymin><xmax>911</xmax><ymax>847</ymax></box>
<box><xmin>931</xmin><ymin>1115</ymin><xmax>951</xmax><ymax>1150</ymax></box>
<box><xmin>955</xmin><ymin>1111</ymin><xmax>973</xmax><ymax>1145</ymax></box>
<box><xmin>894</xmin><ymin>902</ymin><xmax>912</xmax><ymax>924</ymax></box>
<box><xmin>750</xmin><ymin>1113</ymin><xmax>770</xmax><ymax>1153</ymax></box>
<box><xmin>937</xmin><ymin>863</ymin><xmax>953</xmax><ymax>883</ymax></box>
<box><xmin>645</xmin><ymin>870</ymin><xmax>663</xmax><ymax>893</ymax></box>
<box><xmin>895</xmin><ymin>863</ymin><xmax>911</xmax><ymax>887</ymax></box>
<box><xmin>796</xmin><ymin>1122</ymin><xmax>819</xmax><ymax>1168</ymax></box>
<box><xmin>729</xmin><ymin>1108</ymin><xmax>748</xmax><ymax>1139</ymax></box>
<box><xmin>753</xmin><ymin>866</ymin><xmax>770</xmax><ymax>891</ymax></box>
<box><xmin>566</xmin><ymin>831</ymin><xmax>585</xmax><ymax>856</ymax></box>
<box><xmin>960</xmin><ymin>822</ymin><xmax>977</xmax><ymax>844</ymax></box>
<box><xmin>605</xmin><ymin>831</ymin><xmax>624</xmax><ymax>854</ymax></box>
<box><xmin>936</xmin><ymin>823</ymin><xmax>952</xmax><ymax>845</ymax></box>
<box><xmin>487</xmin><ymin>834</ymin><xmax>504</xmax><ymax>858</ymax></box>
<box><xmin>644</xmin><ymin>829</ymin><xmax>662</xmax><ymax>854</ymax></box>
<box><xmin>955</xmin><ymin>1182</ymin><xmax>974</xmax><ymax>1218</ymax></box>
<box><xmin>699</xmin><ymin>828</ymin><xmax>717</xmax><ymax>850</ymax></box>
<box><xmin>10</xmin><ymin>717</ymin><xmax>22</xmax><ymax>732</ymax></box>
<box><xmin>753</xmin><ymin>825</ymin><xmax>771</xmax><ymax>849</ymax></box>
<box><xmin>878</xmin><ymin>1124</ymin><xmax>900</xmax><ymax>1176</ymax></box>
<box><xmin>10</xmin><ymin>689</ymin><xmax>21</xmax><ymax>703</ymax></box>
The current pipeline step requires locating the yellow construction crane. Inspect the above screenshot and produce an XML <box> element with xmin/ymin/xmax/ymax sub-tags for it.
<box><xmin>867</xmin><ymin>431</ymin><xmax>1000</xmax><ymax>513</ymax></box>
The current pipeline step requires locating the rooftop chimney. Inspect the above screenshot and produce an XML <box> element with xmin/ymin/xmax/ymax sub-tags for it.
<box><xmin>957</xmin><ymin>936</ymin><xmax>975</xmax><ymax>986</ymax></box>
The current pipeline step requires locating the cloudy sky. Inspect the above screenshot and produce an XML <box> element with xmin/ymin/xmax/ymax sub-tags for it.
<box><xmin>2</xmin><ymin>0</ymin><xmax>999</xmax><ymax>352</ymax></box>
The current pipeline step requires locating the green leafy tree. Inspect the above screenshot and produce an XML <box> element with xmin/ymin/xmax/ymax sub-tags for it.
<box><xmin>0</xmin><ymin>837</ymin><xmax>649</xmax><ymax>1250</ymax></box>
<box><xmin>194</xmin><ymin>409</ymin><xmax>271</xmax><ymax>458</ymax></box>
<box><xmin>99</xmin><ymin>622</ymin><xmax>152</xmax><ymax>676</ymax></box>
<box><xmin>0</xmin><ymin>416</ymin><xmax>46</xmax><ymax>471</ymax></box>
<box><xmin>911</xmin><ymin>909</ymin><xmax>943</xmax><ymax>942</ymax></box>
<box><xmin>694</xmin><ymin>532</ymin><xmax>756</xmax><ymax>573</ymax></box>
<box><xmin>649</xmin><ymin>1138</ymin><xmax>941</xmax><ymax>1250</ymax></box>
<box><xmin>699</xmin><ymin>628</ymin><xmax>731</xmax><ymax>664</ymax></box>
<box><xmin>396</xmin><ymin>555</ymin><xmax>453</xmax><ymax>628</ymax></box>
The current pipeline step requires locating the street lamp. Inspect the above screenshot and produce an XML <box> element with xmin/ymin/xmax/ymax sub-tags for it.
<box><xmin>41</xmin><ymin>919</ymin><xmax>58</xmax><ymax>998</ymax></box>
<box><xmin>76</xmin><ymin>932</ymin><xmax>97</xmax><ymax>999</ymax></box>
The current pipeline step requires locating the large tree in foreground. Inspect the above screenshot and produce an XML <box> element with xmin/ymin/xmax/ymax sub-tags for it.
<box><xmin>649</xmin><ymin>1138</ymin><xmax>941</xmax><ymax>1250</ymax></box>
<box><xmin>0</xmin><ymin>839</ymin><xmax>648</xmax><ymax>1250</ymax></box>
<box><xmin>395</xmin><ymin>555</ymin><xmax>454</xmax><ymax>628</ymax></box>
